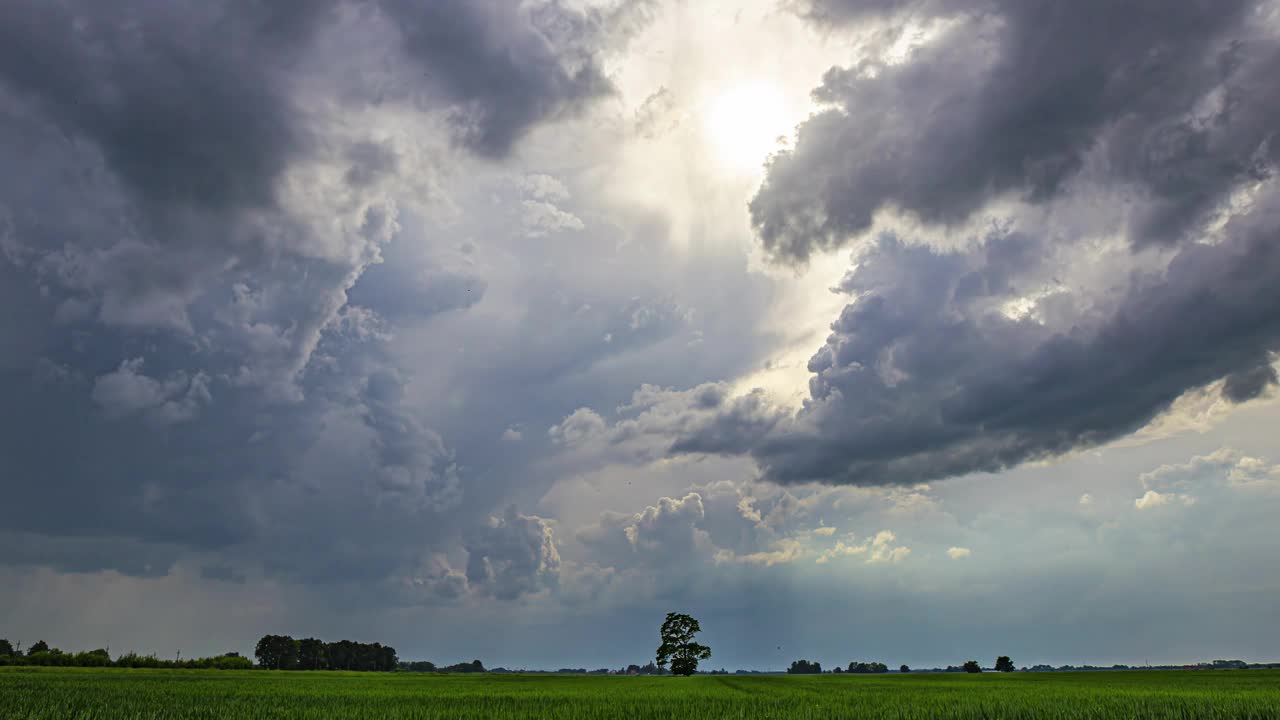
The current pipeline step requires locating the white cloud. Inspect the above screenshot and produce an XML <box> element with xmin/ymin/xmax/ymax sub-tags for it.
<box><xmin>946</xmin><ymin>546</ymin><xmax>971</xmax><ymax>559</ymax></box>
<box><xmin>1135</xmin><ymin>448</ymin><xmax>1280</xmax><ymax>509</ymax></box>
<box><xmin>549</xmin><ymin>408</ymin><xmax>608</xmax><ymax>447</ymax></box>
<box><xmin>816</xmin><ymin>530</ymin><xmax>910</xmax><ymax>565</ymax></box>
<box><xmin>518</xmin><ymin>173</ymin><xmax>570</xmax><ymax>202</ymax></box>
<box><xmin>715</xmin><ymin>538</ymin><xmax>806</xmax><ymax>567</ymax></box>
<box><xmin>1134</xmin><ymin>490</ymin><xmax>1195</xmax><ymax>510</ymax></box>
<box><xmin>91</xmin><ymin>358</ymin><xmax>211</xmax><ymax>424</ymax></box>
<box><xmin>521</xmin><ymin>200</ymin><xmax>584</xmax><ymax>236</ymax></box>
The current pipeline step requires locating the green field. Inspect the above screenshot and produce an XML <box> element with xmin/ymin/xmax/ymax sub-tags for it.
<box><xmin>2</xmin><ymin>667</ymin><xmax>1279</xmax><ymax>719</ymax></box>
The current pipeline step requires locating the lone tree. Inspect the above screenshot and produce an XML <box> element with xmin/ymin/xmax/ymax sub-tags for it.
<box><xmin>963</xmin><ymin>660</ymin><xmax>982</xmax><ymax>673</ymax></box>
<box><xmin>900</xmin><ymin>664</ymin><xmax>910</xmax><ymax>673</ymax></box>
<box><xmin>656</xmin><ymin>612</ymin><xmax>711</xmax><ymax>676</ymax></box>
<box><xmin>995</xmin><ymin>656</ymin><xmax>1015</xmax><ymax>672</ymax></box>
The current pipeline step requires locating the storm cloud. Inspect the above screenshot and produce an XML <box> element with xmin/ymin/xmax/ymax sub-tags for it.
<box><xmin>638</xmin><ymin>0</ymin><xmax>1280</xmax><ymax>486</ymax></box>
<box><xmin>0</xmin><ymin>0</ymin><xmax>644</xmax><ymax>592</ymax></box>
<box><xmin>5</xmin><ymin>0</ymin><xmax>1280</xmax><ymax>669</ymax></box>
<box><xmin>754</xmin><ymin>0</ymin><xmax>1275</xmax><ymax>261</ymax></box>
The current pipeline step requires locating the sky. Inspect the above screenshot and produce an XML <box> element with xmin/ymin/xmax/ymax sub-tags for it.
<box><xmin>2</xmin><ymin>0</ymin><xmax>1280</xmax><ymax>672</ymax></box>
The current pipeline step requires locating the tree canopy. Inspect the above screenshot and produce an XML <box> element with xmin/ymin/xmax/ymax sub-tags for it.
<box><xmin>655</xmin><ymin>613</ymin><xmax>711</xmax><ymax>676</ymax></box>
<box><xmin>787</xmin><ymin>659</ymin><xmax>823</xmax><ymax>674</ymax></box>
<box><xmin>254</xmin><ymin>635</ymin><xmax>397</xmax><ymax>672</ymax></box>
<box><xmin>995</xmin><ymin>656</ymin><xmax>1015</xmax><ymax>672</ymax></box>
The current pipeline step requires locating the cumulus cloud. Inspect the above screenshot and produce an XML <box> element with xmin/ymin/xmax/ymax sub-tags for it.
<box><xmin>1136</xmin><ymin>448</ymin><xmax>1280</xmax><ymax>510</ymax></box>
<box><xmin>716</xmin><ymin>538</ymin><xmax>806</xmax><ymax>567</ymax></box>
<box><xmin>574</xmin><ymin>217</ymin><xmax>1280</xmax><ymax>487</ymax></box>
<box><xmin>518</xmin><ymin>174</ymin><xmax>571</xmax><ymax>202</ymax></box>
<box><xmin>92</xmin><ymin>359</ymin><xmax>211</xmax><ymax>424</ymax></box>
<box><xmin>522</xmin><ymin>200</ymin><xmax>585</xmax><ymax>236</ymax></box>
<box><xmin>577</xmin><ymin>493</ymin><xmax>713</xmax><ymax>569</ymax></box>
<box><xmin>573</xmin><ymin>482</ymin><xmax>931</xmax><ymax>582</ymax></box>
<box><xmin>1134</xmin><ymin>490</ymin><xmax>1193</xmax><ymax>511</ymax></box>
<box><xmin>815</xmin><ymin>530</ymin><xmax>910</xmax><ymax>565</ymax></box>
<box><xmin>0</xmin><ymin>0</ymin><xmax>653</xmax><ymax>593</ymax></box>
<box><xmin>552</xmin><ymin>383</ymin><xmax>782</xmax><ymax>464</ymax></box>
<box><xmin>755</xmin><ymin>0</ymin><xmax>1274</xmax><ymax>261</ymax></box>
<box><xmin>946</xmin><ymin>546</ymin><xmax>971</xmax><ymax>560</ymax></box>
<box><xmin>382</xmin><ymin>0</ymin><xmax>652</xmax><ymax>157</ymax></box>
<box><xmin>463</xmin><ymin>506</ymin><xmax>561</xmax><ymax>601</ymax></box>
<box><xmin>561</xmin><ymin>0</ymin><xmax>1280</xmax><ymax>488</ymax></box>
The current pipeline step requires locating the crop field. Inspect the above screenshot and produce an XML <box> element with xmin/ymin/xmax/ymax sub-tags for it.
<box><xmin>2</xmin><ymin>667</ymin><xmax>1279</xmax><ymax>719</ymax></box>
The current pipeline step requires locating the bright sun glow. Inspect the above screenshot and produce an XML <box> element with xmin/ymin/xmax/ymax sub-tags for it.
<box><xmin>702</xmin><ymin>82</ymin><xmax>791</xmax><ymax>173</ymax></box>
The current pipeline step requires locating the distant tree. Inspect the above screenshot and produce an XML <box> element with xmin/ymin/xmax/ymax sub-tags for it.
<box><xmin>655</xmin><ymin>613</ymin><xmax>712</xmax><ymax>676</ymax></box>
<box><xmin>72</xmin><ymin>649</ymin><xmax>112</xmax><ymax>667</ymax></box>
<box><xmin>995</xmin><ymin>656</ymin><xmax>1015</xmax><ymax>673</ymax></box>
<box><xmin>28</xmin><ymin>641</ymin><xmax>50</xmax><ymax>657</ymax></box>
<box><xmin>963</xmin><ymin>660</ymin><xmax>982</xmax><ymax>673</ymax></box>
<box><xmin>0</xmin><ymin>639</ymin><xmax>13</xmax><ymax>657</ymax></box>
<box><xmin>298</xmin><ymin>638</ymin><xmax>327</xmax><ymax>670</ymax></box>
<box><xmin>626</xmin><ymin>664</ymin><xmax>641</xmax><ymax>675</ymax></box>
<box><xmin>442</xmin><ymin>660</ymin><xmax>485</xmax><ymax>673</ymax></box>
<box><xmin>900</xmin><ymin>665</ymin><xmax>910</xmax><ymax>673</ymax></box>
<box><xmin>377</xmin><ymin>644</ymin><xmax>399</xmax><ymax>672</ymax></box>
<box><xmin>254</xmin><ymin>635</ymin><xmax>300</xmax><ymax>670</ymax></box>
<box><xmin>847</xmin><ymin>662</ymin><xmax>888</xmax><ymax>674</ymax></box>
<box><xmin>326</xmin><ymin>640</ymin><xmax>353</xmax><ymax>670</ymax></box>
<box><xmin>788</xmin><ymin>659</ymin><xmax>822</xmax><ymax>674</ymax></box>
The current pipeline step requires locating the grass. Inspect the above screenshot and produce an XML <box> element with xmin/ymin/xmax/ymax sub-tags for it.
<box><xmin>2</xmin><ymin>667</ymin><xmax>1279</xmax><ymax>719</ymax></box>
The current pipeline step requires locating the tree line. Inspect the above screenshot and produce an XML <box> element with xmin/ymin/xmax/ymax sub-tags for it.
<box><xmin>9</xmin><ymin>627</ymin><xmax>1266</xmax><ymax>675</ymax></box>
<box><xmin>0</xmin><ymin>638</ymin><xmax>251</xmax><ymax>669</ymax></box>
<box><xmin>254</xmin><ymin>635</ymin><xmax>398</xmax><ymax>671</ymax></box>
<box><xmin>787</xmin><ymin>657</ymin><xmax>1017</xmax><ymax>674</ymax></box>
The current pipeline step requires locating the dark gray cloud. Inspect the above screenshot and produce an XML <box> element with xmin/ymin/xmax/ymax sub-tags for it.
<box><xmin>753</xmin><ymin>0</ymin><xmax>1271</xmax><ymax>262</ymax></box>
<box><xmin>1222</xmin><ymin>363</ymin><xmax>1280</xmax><ymax>403</ymax></box>
<box><xmin>0</xmin><ymin>0</ymin><xmax>323</xmax><ymax>217</ymax></box>
<box><xmin>200</xmin><ymin>563</ymin><xmax>248</xmax><ymax>584</ymax></box>
<box><xmin>0</xmin><ymin>0</ymin><xmax>648</xmax><ymax>596</ymax></box>
<box><xmin>590</xmin><ymin>0</ymin><xmax>1280</xmax><ymax>487</ymax></box>
<box><xmin>463</xmin><ymin>507</ymin><xmax>561</xmax><ymax>601</ymax></box>
<box><xmin>646</xmin><ymin>191</ymin><xmax>1279</xmax><ymax>487</ymax></box>
<box><xmin>385</xmin><ymin>0</ymin><xmax>650</xmax><ymax>157</ymax></box>
<box><xmin>743</xmin><ymin>218</ymin><xmax>1280</xmax><ymax>485</ymax></box>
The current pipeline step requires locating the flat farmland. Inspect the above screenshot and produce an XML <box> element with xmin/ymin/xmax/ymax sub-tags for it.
<box><xmin>2</xmin><ymin>667</ymin><xmax>1279</xmax><ymax>719</ymax></box>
